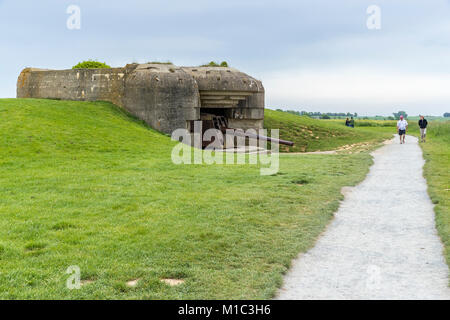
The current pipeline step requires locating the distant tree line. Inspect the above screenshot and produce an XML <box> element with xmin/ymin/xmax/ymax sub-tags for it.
<box><xmin>275</xmin><ymin>110</ymin><xmax>358</xmax><ymax>119</ymax></box>
<box><xmin>274</xmin><ymin>108</ymin><xmax>449</xmax><ymax>119</ymax></box>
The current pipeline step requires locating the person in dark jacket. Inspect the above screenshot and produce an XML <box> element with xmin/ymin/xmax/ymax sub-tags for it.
<box><xmin>418</xmin><ymin>115</ymin><xmax>428</xmax><ymax>142</ymax></box>
<box><xmin>349</xmin><ymin>117</ymin><xmax>355</xmax><ymax>128</ymax></box>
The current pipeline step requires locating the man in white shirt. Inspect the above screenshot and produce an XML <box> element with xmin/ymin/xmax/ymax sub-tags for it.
<box><xmin>397</xmin><ymin>115</ymin><xmax>408</xmax><ymax>144</ymax></box>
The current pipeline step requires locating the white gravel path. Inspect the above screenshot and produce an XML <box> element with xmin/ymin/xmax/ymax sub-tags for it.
<box><xmin>277</xmin><ymin>135</ymin><xmax>450</xmax><ymax>300</ymax></box>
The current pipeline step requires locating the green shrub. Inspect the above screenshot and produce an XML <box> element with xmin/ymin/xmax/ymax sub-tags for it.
<box><xmin>201</xmin><ymin>61</ymin><xmax>229</xmax><ymax>67</ymax></box>
<box><xmin>72</xmin><ymin>60</ymin><xmax>111</xmax><ymax>69</ymax></box>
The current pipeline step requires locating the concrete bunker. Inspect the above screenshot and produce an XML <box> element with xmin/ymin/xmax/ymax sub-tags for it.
<box><xmin>17</xmin><ymin>63</ymin><xmax>292</xmax><ymax>148</ymax></box>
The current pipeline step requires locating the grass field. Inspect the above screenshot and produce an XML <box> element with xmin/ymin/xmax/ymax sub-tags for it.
<box><xmin>410</xmin><ymin>121</ymin><xmax>450</xmax><ymax>270</ymax></box>
<box><xmin>264</xmin><ymin>109</ymin><xmax>394</xmax><ymax>152</ymax></box>
<box><xmin>1</xmin><ymin>99</ymin><xmax>447</xmax><ymax>299</ymax></box>
<box><xmin>0</xmin><ymin>98</ymin><xmax>388</xmax><ymax>299</ymax></box>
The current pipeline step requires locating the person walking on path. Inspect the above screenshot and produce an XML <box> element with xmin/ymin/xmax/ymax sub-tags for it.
<box><xmin>418</xmin><ymin>115</ymin><xmax>428</xmax><ymax>142</ymax></box>
<box><xmin>397</xmin><ymin>115</ymin><xmax>408</xmax><ymax>144</ymax></box>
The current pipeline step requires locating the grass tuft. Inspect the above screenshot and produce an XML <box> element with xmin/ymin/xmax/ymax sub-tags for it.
<box><xmin>24</xmin><ymin>242</ymin><xmax>47</xmax><ymax>251</ymax></box>
<box><xmin>51</xmin><ymin>222</ymin><xmax>76</xmax><ymax>231</ymax></box>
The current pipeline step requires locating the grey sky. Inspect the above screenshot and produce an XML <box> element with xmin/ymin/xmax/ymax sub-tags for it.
<box><xmin>1</xmin><ymin>0</ymin><xmax>449</xmax><ymax>115</ymax></box>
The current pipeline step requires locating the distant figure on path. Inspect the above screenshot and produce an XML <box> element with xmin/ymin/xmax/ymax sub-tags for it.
<box><xmin>418</xmin><ymin>115</ymin><xmax>428</xmax><ymax>142</ymax></box>
<box><xmin>349</xmin><ymin>117</ymin><xmax>355</xmax><ymax>128</ymax></box>
<box><xmin>397</xmin><ymin>115</ymin><xmax>408</xmax><ymax>144</ymax></box>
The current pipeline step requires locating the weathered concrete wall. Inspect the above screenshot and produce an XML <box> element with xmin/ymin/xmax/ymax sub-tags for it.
<box><xmin>123</xmin><ymin>64</ymin><xmax>200</xmax><ymax>134</ymax></box>
<box><xmin>17</xmin><ymin>63</ymin><xmax>264</xmax><ymax>134</ymax></box>
<box><xmin>17</xmin><ymin>67</ymin><xmax>126</xmax><ymax>107</ymax></box>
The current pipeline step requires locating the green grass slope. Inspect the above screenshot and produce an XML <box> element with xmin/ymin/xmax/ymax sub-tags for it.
<box><xmin>0</xmin><ymin>98</ymin><xmax>380</xmax><ymax>299</ymax></box>
<box><xmin>264</xmin><ymin>109</ymin><xmax>394</xmax><ymax>152</ymax></box>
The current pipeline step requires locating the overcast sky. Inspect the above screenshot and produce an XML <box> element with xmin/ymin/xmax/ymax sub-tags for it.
<box><xmin>1</xmin><ymin>0</ymin><xmax>449</xmax><ymax>116</ymax></box>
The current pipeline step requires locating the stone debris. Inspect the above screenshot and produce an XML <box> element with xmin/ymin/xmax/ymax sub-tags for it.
<box><xmin>160</xmin><ymin>278</ymin><xmax>185</xmax><ymax>286</ymax></box>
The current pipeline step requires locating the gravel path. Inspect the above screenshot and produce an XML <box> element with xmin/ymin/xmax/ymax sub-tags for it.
<box><xmin>277</xmin><ymin>135</ymin><xmax>450</xmax><ymax>300</ymax></box>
